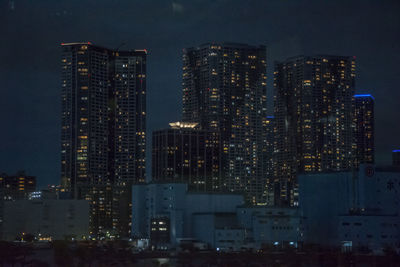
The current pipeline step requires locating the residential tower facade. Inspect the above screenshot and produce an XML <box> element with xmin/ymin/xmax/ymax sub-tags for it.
<box><xmin>182</xmin><ymin>43</ymin><xmax>267</xmax><ymax>204</ymax></box>
<box><xmin>273</xmin><ymin>55</ymin><xmax>356</xmax><ymax>206</ymax></box>
<box><xmin>60</xmin><ymin>42</ymin><xmax>146</xmax><ymax>236</ymax></box>
<box><xmin>352</xmin><ymin>94</ymin><xmax>374</xmax><ymax>167</ymax></box>
<box><xmin>152</xmin><ymin>122</ymin><xmax>220</xmax><ymax>191</ymax></box>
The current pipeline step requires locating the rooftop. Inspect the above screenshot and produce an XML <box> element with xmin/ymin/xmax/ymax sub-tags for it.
<box><xmin>169</xmin><ymin>121</ymin><xmax>199</xmax><ymax>129</ymax></box>
<box><xmin>354</xmin><ymin>94</ymin><xmax>375</xmax><ymax>100</ymax></box>
<box><xmin>61</xmin><ymin>42</ymin><xmax>147</xmax><ymax>55</ymax></box>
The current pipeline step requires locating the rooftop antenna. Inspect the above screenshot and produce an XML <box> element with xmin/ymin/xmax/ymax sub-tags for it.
<box><xmin>116</xmin><ymin>42</ymin><xmax>126</xmax><ymax>51</ymax></box>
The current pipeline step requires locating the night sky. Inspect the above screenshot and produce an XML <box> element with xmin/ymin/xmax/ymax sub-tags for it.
<box><xmin>1</xmin><ymin>0</ymin><xmax>399</xmax><ymax>187</ymax></box>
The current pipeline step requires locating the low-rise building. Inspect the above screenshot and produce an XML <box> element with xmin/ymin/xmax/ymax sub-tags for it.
<box><xmin>132</xmin><ymin>182</ymin><xmax>302</xmax><ymax>250</ymax></box>
<box><xmin>339</xmin><ymin>214</ymin><xmax>399</xmax><ymax>254</ymax></box>
<box><xmin>0</xmin><ymin>171</ymin><xmax>36</xmax><ymax>200</ymax></box>
<box><xmin>299</xmin><ymin>164</ymin><xmax>400</xmax><ymax>253</ymax></box>
<box><xmin>298</xmin><ymin>171</ymin><xmax>352</xmax><ymax>247</ymax></box>
<box><xmin>132</xmin><ymin>182</ymin><xmax>244</xmax><ymax>248</ymax></box>
<box><xmin>0</xmin><ymin>171</ymin><xmax>37</xmax><ymax>240</ymax></box>
<box><xmin>237</xmin><ymin>206</ymin><xmax>303</xmax><ymax>249</ymax></box>
<box><xmin>133</xmin><ymin>163</ymin><xmax>399</xmax><ymax>254</ymax></box>
<box><xmin>192</xmin><ymin>212</ymin><xmax>244</xmax><ymax>251</ymax></box>
<box><xmin>1</xmin><ymin>199</ymin><xmax>89</xmax><ymax>241</ymax></box>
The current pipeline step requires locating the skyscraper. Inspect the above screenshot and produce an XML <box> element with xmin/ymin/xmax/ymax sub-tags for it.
<box><xmin>182</xmin><ymin>43</ymin><xmax>267</xmax><ymax>204</ymax></box>
<box><xmin>152</xmin><ymin>122</ymin><xmax>220</xmax><ymax>191</ymax></box>
<box><xmin>263</xmin><ymin>116</ymin><xmax>276</xmax><ymax>205</ymax></box>
<box><xmin>274</xmin><ymin>55</ymin><xmax>355</xmax><ymax>206</ymax></box>
<box><xmin>60</xmin><ymin>42</ymin><xmax>146</xmax><ymax>235</ymax></box>
<box><xmin>61</xmin><ymin>43</ymin><xmax>109</xmax><ymax>196</ymax></box>
<box><xmin>353</xmin><ymin>94</ymin><xmax>374</xmax><ymax>167</ymax></box>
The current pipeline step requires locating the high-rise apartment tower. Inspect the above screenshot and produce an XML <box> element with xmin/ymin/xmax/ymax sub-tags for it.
<box><xmin>274</xmin><ymin>55</ymin><xmax>355</xmax><ymax>206</ymax></box>
<box><xmin>60</xmin><ymin>42</ymin><xmax>146</xmax><ymax>235</ymax></box>
<box><xmin>182</xmin><ymin>43</ymin><xmax>267</xmax><ymax>204</ymax></box>
<box><xmin>353</xmin><ymin>94</ymin><xmax>374</xmax><ymax>167</ymax></box>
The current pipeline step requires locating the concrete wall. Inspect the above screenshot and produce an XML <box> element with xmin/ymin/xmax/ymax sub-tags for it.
<box><xmin>338</xmin><ymin>214</ymin><xmax>400</xmax><ymax>254</ymax></box>
<box><xmin>236</xmin><ymin>206</ymin><xmax>302</xmax><ymax>247</ymax></box>
<box><xmin>184</xmin><ymin>193</ymin><xmax>244</xmax><ymax>237</ymax></box>
<box><xmin>192</xmin><ymin>213</ymin><xmax>215</xmax><ymax>247</ymax></box>
<box><xmin>357</xmin><ymin>165</ymin><xmax>400</xmax><ymax>214</ymax></box>
<box><xmin>298</xmin><ymin>171</ymin><xmax>353</xmax><ymax>246</ymax></box>
<box><xmin>131</xmin><ymin>184</ymin><xmax>147</xmax><ymax>238</ymax></box>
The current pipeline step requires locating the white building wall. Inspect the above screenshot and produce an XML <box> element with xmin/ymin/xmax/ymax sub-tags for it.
<box><xmin>339</xmin><ymin>214</ymin><xmax>400</xmax><ymax>254</ymax></box>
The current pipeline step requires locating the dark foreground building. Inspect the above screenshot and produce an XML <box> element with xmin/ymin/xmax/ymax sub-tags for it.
<box><xmin>1</xmin><ymin>198</ymin><xmax>89</xmax><ymax>241</ymax></box>
<box><xmin>0</xmin><ymin>171</ymin><xmax>36</xmax><ymax>200</ymax></box>
<box><xmin>60</xmin><ymin>42</ymin><xmax>146</xmax><ymax>236</ymax></box>
<box><xmin>0</xmin><ymin>171</ymin><xmax>36</xmax><ymax>240</ymax></box>
<box><xmin>182</xmin><ymin>43</ymin><xmax>268</xmax><ymax>204</ymax></box>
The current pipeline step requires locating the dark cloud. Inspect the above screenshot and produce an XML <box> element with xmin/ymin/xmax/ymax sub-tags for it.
<box><xmin>1</xmin><ymin>0</ymin><xmax>399</xmax><ymax>186</ymax></box>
